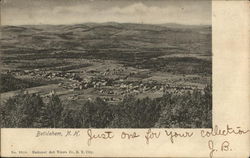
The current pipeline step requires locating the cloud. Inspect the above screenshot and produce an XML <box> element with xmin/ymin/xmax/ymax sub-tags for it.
<box><xmin>2</xmin><ymin>2</ymin><xmax>211</xmax><ymax>25</ymax></box>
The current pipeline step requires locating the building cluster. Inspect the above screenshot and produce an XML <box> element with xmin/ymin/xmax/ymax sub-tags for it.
<box><xmin>4</xmin><ymin>68</ymin><xmax>202</xmax><ymax>102</ymax></box>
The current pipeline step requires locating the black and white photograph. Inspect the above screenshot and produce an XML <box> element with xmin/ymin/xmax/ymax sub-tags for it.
<box><xmin>0</xmin><ymin>0</ymin><xmax>212</xmax><ymax>128</ymax></box>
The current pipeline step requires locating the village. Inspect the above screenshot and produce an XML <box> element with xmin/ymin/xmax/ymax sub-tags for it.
<box><xmin>3</xmin><ymin>64</ymin><xmax>203</xmax><ymax>103</ymax></box>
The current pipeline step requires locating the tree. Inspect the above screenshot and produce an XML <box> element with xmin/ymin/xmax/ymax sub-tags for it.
<box><xmin>1</xmin><ymin>93</ymin><xmax>45</xmax><ymax>128</ymax></box>
<box><xmin>155</xmin><ymin>86</ymin><xmax>212</xmax><ymax>128</ymax></box>
<box><xmin>78</xmin><ymin>98</ymin><xmax>114</xmax><ymax>128</ymax></box>
<box><xmin>46</xmin><ymin>94</ymin><xmax>63</xmax><ymax>128</ymax></box>
<box><xmin>136</xmin><ymin>97</ymin><xmax>161</xmax><ymax>128</ymax></box>
<box><xmin>21</xmin><ymin>93</ymin><xmax>45</xmax><ymax>127</ymax></box>
<box><xmin>61</xmin><ymin>108</ymin><xmax>82</xmax><ymax>128</ymax></box>
<box><xmin>109</xmin><ymin>95</ymin><xmax>137</xmax><ymax>128</ymax></box>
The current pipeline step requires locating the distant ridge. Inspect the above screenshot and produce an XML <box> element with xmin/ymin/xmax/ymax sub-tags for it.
<box><xmin>158</xmin><ymin>23</ymin><xmax>211</xmax><ymax>28</ymax></box>
<box><xmin>2</xmin><ymin>21</ymin><xmax>211</xmax><ymax>29</ymax></box>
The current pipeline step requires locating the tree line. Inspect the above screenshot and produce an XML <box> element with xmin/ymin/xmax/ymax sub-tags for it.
<box><xmin>0</xmin><ymin>85</ymin><xmax>212</xmax><ymax>128</ymax></box>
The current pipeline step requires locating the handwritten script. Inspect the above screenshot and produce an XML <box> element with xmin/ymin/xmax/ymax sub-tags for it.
<box><xmin>33</xmin><ymin>124</ymin><xmax>249</xmax><ymax>158</ymax></box>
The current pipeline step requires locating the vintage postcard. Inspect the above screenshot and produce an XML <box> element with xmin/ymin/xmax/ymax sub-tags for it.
<box><xmin>0</xmin><ymin>0</ymin><xmax>249</xmax><ymax>157</ymax></box>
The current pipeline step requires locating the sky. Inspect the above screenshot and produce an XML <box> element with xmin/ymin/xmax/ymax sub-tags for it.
<box><xmin>1</xmin><ymin>0</ymin><xmax>211</xmax><ymax>26</ymax></box>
